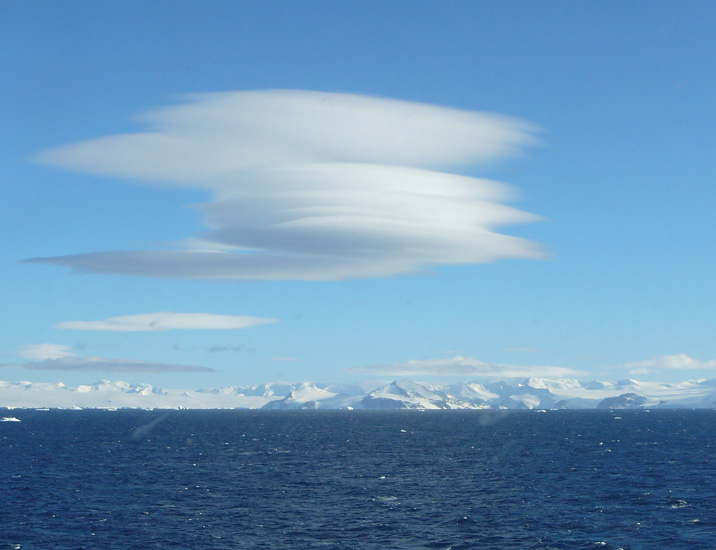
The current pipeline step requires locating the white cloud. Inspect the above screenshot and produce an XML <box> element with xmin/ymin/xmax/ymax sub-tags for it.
<box><xmin>350</xmin><ymin>355</ymin><xmax>583</xmax><ymax>380</ymax></box>
<box><xmin>27</xmin><ymin>90</ymin><xmax>545</xmax><ymax>281</ymax></box>
<box><xmin>7</xmin><ymin>343</ymin><xmax>213</xmax><ymax>373</ymax></box>
<box><xmin>35</xmin><ymin>90</ymin><xmax>537</xmax><ymax>180</ymax></box>
<box><xmin>18</xmin><ymin>343</ymin><xmax>75</xmax><ymax>360</ymax></box>
<box><xmin>55</xmin><ymin>312</ymin><xmax>277</xmax><ymax>332</ymax></box>
<box><xmin>19</xmin><ymin>356</ymin><xmax>213</xmax><ymax>373</ymax></box>
<box><xmin>625</xmin><ymin>354</ymin><xmax>716</xmax><ymax>375</ymax></box>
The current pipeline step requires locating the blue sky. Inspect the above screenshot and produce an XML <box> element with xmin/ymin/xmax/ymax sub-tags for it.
<box><xmin>2</xmin><ymin>1</ymin><xmax>715</xmax><ymax>388</ymax></box>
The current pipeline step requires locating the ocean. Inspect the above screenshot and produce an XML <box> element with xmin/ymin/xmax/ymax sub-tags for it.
<box><xmin>2</xmin><ymin>409</ymin><xmax>715</xmax><ymax>549</ymax></box>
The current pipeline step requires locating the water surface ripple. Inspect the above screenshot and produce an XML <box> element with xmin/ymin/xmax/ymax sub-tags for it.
<box><xmin>2</xmin><ymin>410</ymin><xmax>715</xmax><ymax>549</ymax></box>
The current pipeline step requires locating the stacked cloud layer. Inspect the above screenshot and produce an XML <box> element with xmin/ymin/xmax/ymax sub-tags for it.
<box><xmin>29</xmin><ymin>90</ymin><xmax>544</xmax><ymax>281</ymax></box>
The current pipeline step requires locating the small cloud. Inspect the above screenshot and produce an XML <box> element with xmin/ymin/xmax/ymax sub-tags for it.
<box><xmin>627</xmin><ymin>367</ymin><xmax>651</xmax><ymax>376</ymax></box>
<box><xmin>349</xmin><ymin>355</ymin><xmax>582</xmax><ymax>380</ymax></box>
<box><xmin>4</xmin><ymin>356</ymin><xmax>212</xmax><ymax>373</ymax></box>
<box><xmin>6</xmin><ymin>343</ymin><xmax>212</xmax><ymax>373</ymax></box>
<box><xmin>55</xmin><ymin>312</ymin><xmax>278</xmax><ymax>332</ymax></box>
<box><xmin>624</xmin><ymin>354</ymin><xmax>716</xmax><ymax>375</ymax></box>
<box><xmin>206</xmin><ymin>344</ymin><xmax>255</xmax><ymax>353</ymax></box>
<box><xmin>18</xmin><ymin>343</ymin><xmax>74</xmax><ymax>360</ymax></box>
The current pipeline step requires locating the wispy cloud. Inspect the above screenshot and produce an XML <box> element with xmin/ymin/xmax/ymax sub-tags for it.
<box><xmin>27</xmin><ymin>90</ymin><xmax>544</xmax><ymax>281</ymax></box>
<box><xmin>625</xmin><ymin>354</ymin><xmax>716</xmax><ymax>375</ymax></box>
<box><xmin>7</xmin><ymin>343</ymin><xmax>212</xmax><ymax>373</ymax></box>
<box><xmin>14</xmin><ymin>357</ymin><xmax>213</xmax><ymax>373</ymax></box>
<box><xmin>206</xmin><ymin>344</ymin><xmax>254</xmax><ymax>353</ymax></box>
<box><xmin>55</xmin><ymin>312</ymin><xmax>277</xmax><ymax>332</ymax></box>
<box><xmin>349</xmin><ymin>355</ymin><xmax>582</xmax><ymax>380</ymax></box>
<box><xmin>18</xmin><ymin>343</ymin><xmax>75</xmax><ymax>360</ymax></box>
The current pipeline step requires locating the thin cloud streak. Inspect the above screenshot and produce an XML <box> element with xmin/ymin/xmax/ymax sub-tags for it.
<box><xmin>18</xmin><ymin>343</ymin><xmax>74</xmax><ymax>360</ymax></box>
<box><xmin>28</xmin><ymin>90</ymin><xmax>545</xmax><ymax>281</ymax></box>
<box><xmin>206</xmin><ymin>345</ymin><xmax>252</xmax><ymax>353</ymax></box>
<box><xmin>55</xmin><ymin>312</ymin><xmax>278</xmax><ymax>332</ymax></box>
<box><xmin>10</xmin><ymin>356</ymin><xmax>214</xmax><ymax>373</ymax></box>
<box><xmin>8</xmin><ymin>342</ymin><xmax>213</xmax><ymax>373</ymax></box>
<box><xmin>350</xmin><ymin>355</ymin><xmax>583</xmax><ymax>380</ymax></box>
<box><xmin>626</xmin><ymin>354</ymin><xmax>716</xmax><ymax>375</ymax></box>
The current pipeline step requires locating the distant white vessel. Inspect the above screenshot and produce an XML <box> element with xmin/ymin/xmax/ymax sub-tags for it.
<box><xmin>1</xmin><ymin>417</ymin><xmax>21</xmax><ymax>422</ymax></box>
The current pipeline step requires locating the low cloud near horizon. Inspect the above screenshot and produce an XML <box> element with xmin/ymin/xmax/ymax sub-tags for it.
<box><xmin>27</xmin><ymin>90</ymin><xmax>544</xmax><ymax>281</ymax></box>
<box><xmin>55</xmin><ymin>312</ymin><xmax>277</xmax><ymax>332</ymax></box>
<box><xmin>625</xmin><ymin>354</ymin><xmax>716</xmax><ymax>375</ymax></box>
<box><xmin>7</xmin><ymin>343</ymin><xmax>212</xmax><ymax>373</ymax></box>
<box><xmin>350</xmin><ymin>355</ymin><xmax>583</xmax><ymax>380</ymax></box>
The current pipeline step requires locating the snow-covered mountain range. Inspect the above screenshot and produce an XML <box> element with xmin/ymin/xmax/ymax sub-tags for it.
<box><xmin>3</xmin><ymin>377</ymin><xmax>716</xmax><ymax>410</ymax></box>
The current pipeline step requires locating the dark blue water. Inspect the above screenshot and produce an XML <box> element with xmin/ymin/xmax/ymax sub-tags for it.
<box><xmin>2</xmin><ymin>410</ymin><xmax>716</xmax><ymax>549</ymax></box>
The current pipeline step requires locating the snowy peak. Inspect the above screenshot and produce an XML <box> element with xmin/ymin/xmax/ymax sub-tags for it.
<box><xmin>362</xmin><ymin>380</ymin><xmax>488</xmax><ymax>410</ymax></box>
<box><xmin>521</xmin><ymin>377</ymin><xmax>585</xmax><ymax>392</ymax></box>
<box><xmin>4</xmin><ymin>377</ymin><xmax>716</xmax><ymax>410</ymax></box>
<box><xmin>262</xmin><ymin>383</ymin><xmax>341</xmax><ymax>410</ymax></box>
<box><xmin>444</xmin><ymin>382</ymin><xmax>498</xmax><ymax>403</ymax></box>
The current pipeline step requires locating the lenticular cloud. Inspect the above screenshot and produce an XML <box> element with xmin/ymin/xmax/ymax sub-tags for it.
<box><xmin>29</xmin><ymin>90</ymin><xmax>545</xmax><ymax>280</ymax></box>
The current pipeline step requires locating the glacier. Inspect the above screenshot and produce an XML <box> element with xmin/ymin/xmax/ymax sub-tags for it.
<box><xmin>3</xmin><ymin>376</ymin><xmax>716</xmax><ymax>410</ymax></box>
